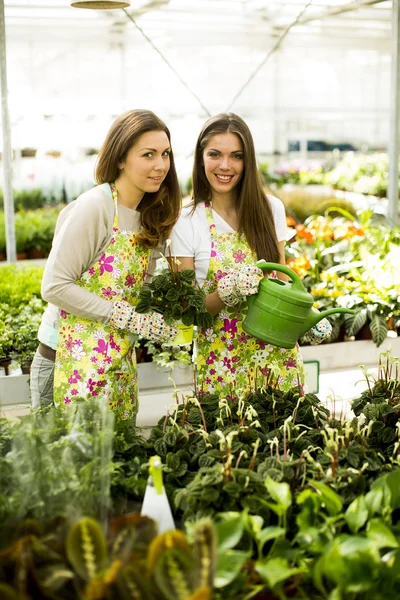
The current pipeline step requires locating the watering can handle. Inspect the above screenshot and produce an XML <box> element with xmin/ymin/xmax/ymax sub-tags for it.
<box><xmin>256</xmin><ymin>261</ymin><xmax>304</xmax><ymax>290</ymax></box>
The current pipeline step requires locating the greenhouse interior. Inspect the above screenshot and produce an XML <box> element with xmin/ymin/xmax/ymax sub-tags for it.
<box><xmin>1</xmin><ymin>0</ymin><xmax>400</xmax><ymax>598</ymax></box>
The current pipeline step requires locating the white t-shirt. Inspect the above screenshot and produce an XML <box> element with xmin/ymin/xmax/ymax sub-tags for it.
<box><xmin>169</xmin><ymin>195</ymin><xmax>287</xmax><ymax>287</ymax></box>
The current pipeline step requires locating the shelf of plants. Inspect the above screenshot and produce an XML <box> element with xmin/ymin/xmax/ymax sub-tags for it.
<box><xmin>1</xmin><ymin>353</ymin><xmax>400</xmax><ymax>599</ymax></box>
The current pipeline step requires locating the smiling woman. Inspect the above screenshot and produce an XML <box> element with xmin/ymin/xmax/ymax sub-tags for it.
<box><xmin>29</xmin><ymin>109</ymin><xmax>181</xmax><ymax>420</ymax></box>
<box><xmin>170</xmin><ymin>112</ymin><xmax>331</xmax><ymax>397</ymax></box>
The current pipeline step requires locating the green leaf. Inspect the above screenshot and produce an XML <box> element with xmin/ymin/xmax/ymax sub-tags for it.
<box><xmin>383</xmin><ymin>470</ymin><xmax>400</xmax><ymax>510</ymax></box>
<box><xmin>365</xmin><ymin>488</ymin><xmax>383</xmax><ymax>516</ymax></box>
<box><xmin>346</xmin><ymin>308</ymin><xmax>368</xmax><ymax>337</ymax></box>
<box><xmin>188</xmin><ymin>295</ymin><xmax>205</xmax><ymax>310</ymax></box>
<box><xmin>256</xmin><ymin>526</ymin><xmax>286</xmax><ymax>553</ymax></box>
<box><xmin>382</xmin><ymin>427</ymin><xmax>396</xmax><ymax>444</ymax></box>
<box><xmin>309</xmin><ymin>480</ymin><xmax>342</xmax><ymax>516</ymax></box>
<box><xmin>181</xmin><ymin>311</ymin><xmax>195</xmax><ymax>326</ymax></box>
<box><xmin>265</xmin><ymin>477</ymin><xmax>292</xmax><ymax>509</ymax></box>
<box><xmin>180</xmin><ymin>269</ymin><xmax>196</xmax><ymax>283</ymax></box>
<box><xmin>214</xmin><ymin>550</ymin><xmax>249</xmax><ymax>588</ymax></box>
<box><xmin>66</xmin><ymin>517</ymin><xmax>107</xmax><ymax>580</ymax></box>
<box><xmin>255</xmin><ymin>557</ymin><xmax>305</xmax><ymax>589</ymax></box>
<box><xmin>367</xmin><ymin>519</ymin><xmax>399</xmax><ymax>549</ymax></box>
<box><xmin>154</xmin><ymin>438</ymin><xmax>168</xmax><ymax>457</ymax></box>
<box><xmin>166</xmin><ymin>453</ymin><xmax>180</xmax><ymax>471</ymax></box>
<box><xmin>166</xmin><ymin>288</ymin><xmax>180</xmax><ymax>301</ymax></box>
<box><xmin>135</xmin><ymin>300</ymin><xmax>151</xmax><ymax>314</ymax></box>
<box><xmin>216</xmin><ymin>513</ymin><xmax>245</xmax><ymax>552</ymax></box>
<box><xmin>164</xmin><ymin>431</ymin><xmax>178</xmax><ymax>447</ymax></box>
<box><xmin>346</xmin><ymin>446</ymin><xmax>361</xmax><ymax>468</ymax></box>
<box><xmin>345</xmin><ymin>495</ymin><xmax>369</xmax><ymax>534</ymax></box>
<box><xmin>370</xmin><ymin>314</ymin><xmax>388</xmax><ymax>347</ymax></box>
<box><xmin>198</xmin><ymin>455</ymin><xmax>215</xmax><ymax>468</ymax></box>
<box><xmin>197</xmin><ymin>311</ymin><xmax>213</xmax><ymax>329</ymax></box>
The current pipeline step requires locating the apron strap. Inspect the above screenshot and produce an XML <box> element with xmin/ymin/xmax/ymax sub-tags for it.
<box><xmin>204</xmin><ymin>202</ymin><xmax>217</xmax><ymax>240</ymax></box>
<box><xmin>109</xmin><ymin>182</ymin><xmax>119</xmax><ymax>228</ymax></box>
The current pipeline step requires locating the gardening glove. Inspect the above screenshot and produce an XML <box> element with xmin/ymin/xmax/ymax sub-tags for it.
<box><xmin>301</xmin><ymin>314</ymin><xmax>332</xmax><ymax>346</ymax></box>
<box><xmin>109</xmin><ymin>300</ymin><xmax>177</xmax><ymax>344</ymax></box>
<box><xmin>217</xmin><ymin>264</ymin><xmax>264</xmax><ymax>307</ymax></box>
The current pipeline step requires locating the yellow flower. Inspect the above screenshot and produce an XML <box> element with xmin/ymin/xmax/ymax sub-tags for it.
<box><xmin>196</xmin><ymin>354</ymin><xmax>207</xmax><ymax>367</ymax></box>
<box><xmin>248</xmin><ymin>339</ymin><xmax>258</xmax><ymax>353</ymax></box>
<box><xmin>211</xmin><ymin>338</ymin><xmax>225</xmax><ymax>353</ymax></box>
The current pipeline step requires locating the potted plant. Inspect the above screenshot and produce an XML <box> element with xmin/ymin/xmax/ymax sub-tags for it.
<box><xmin>135</xmin><ymin>255</ymin><xmax>213</xmax><ymax>345</ymax></box>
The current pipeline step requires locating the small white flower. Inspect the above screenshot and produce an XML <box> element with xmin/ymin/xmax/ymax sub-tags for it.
<box><xmin>205</xmin><ymin>329</ymin><xmax>217</xmax><ymax>343</ymax></box>
<box><xmin>111</xmin><ymin>267</ymin><xmax>122</xmax><ymax>279</ymax></box>
<box><xmin>75</xmin><ymin>323</ymin><xmax>85</xmax><ymax>333</ymax></box>
<box><xmin>72</xmin><ymin>344</ymin><xmax>86</xmax><ymax>360</ymax></box>
<box><xmin>93</xmin><ymin>331</ymin><xmax>105</xmax><ymax>340</ymax></box>
<box><xmin>253</xmin><ymin>350</ymin><xmax>266</xmax><ymax>365</ymax></box>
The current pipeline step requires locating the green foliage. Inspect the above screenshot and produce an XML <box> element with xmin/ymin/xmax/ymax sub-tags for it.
<box><xmin>0</xmin><ymin>263</ymin><xmax>43</xmax><ymax>307</ymax></box>
<box><xmin>3</xmin><ymin>353</ymin><xmax>400</xmax><ymax>598</ymax></box>
<box><xmin>0</xmin><ymin>187</ymin><xmax>51</xmax><ymax>211</ymax></box>
<box><xmin>136</xmin><ymin>267</ymin><xmax>213</xmax><ymax>329</ymax></box>
<box><xmin>261</xmin><ymin>152</ymin><xmax>395</xmax><ymax>198</ymax></box>
<box><xmin>0</xmin><ymin>206</ymin><xmax>60</xmax><ymax>258</ymax></box>
<box><xmin>142</xmin><ymin>339</ymin><xmax>192</xmax><ymax>370</ymax></box>
<box><xmin>0</xmin><ymin>399</ymin><xmax>114</xmax><ymax>539</ymax></box>
<box><xmin>287</xmin><ymin>209</ymin><xmax>400</xmax><ymax>347</ymax></box>
<box><xmin>0</xmin><ymin>512</ymin><xmax>214</xmax><ymax>599</ymax></box>
<box><xmin>0</xmin><ymin>264</ymin><xmax>45</xmax><ymax>361</ymax></box>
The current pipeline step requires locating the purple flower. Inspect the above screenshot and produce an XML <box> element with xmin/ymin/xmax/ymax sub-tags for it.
<box><xmin>221</xmin><ymin>318</ymin><xmax>238</xmax><ymax>335</ymax></box>
<box><xmin>206</xmin><ymin>351</ymin><xmax>217</xmax><ymax>365</ymax></box>
<box><xmin>93</xmin><ymin>339</ymin><xmax>108</xmax><ymax>355</ymax></box>
<box><xmin>68</xmin><ymin>369</ymin><xmax>82</xmax><ymax>384</ymax></box>
<box><xmin>98</xmin><ymin>254</ymin><xmax>114</xmax><ymax>275</ymax></box>
<box><xmin>233</xmin><ymin>249</ymin><xmax>246</xmax><ymax>263</ymax></box>
<box><xmin>101</xmin><ymin>286</ymin><xmax>117</xmax><ymax>298</ymax></box>
<box><xmin>284</xmin><ymin>358</ymin><xmax>297</xmax><ymax>369</ymax></box>
<box><xmin>215</xmin><ymin>269</ymin><xmax>228</xmax><ymax>281</ymax></box>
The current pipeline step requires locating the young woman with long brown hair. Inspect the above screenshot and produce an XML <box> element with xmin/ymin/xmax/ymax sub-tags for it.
<box><xmin>170</xmin><ymin>113</ymin><xmax>331</xmax><ymax>395</ymax></box>
<box><xmin>30</xmin><ymin>109</ymin><xmax>181</xmax><ymax>418</ymax></box>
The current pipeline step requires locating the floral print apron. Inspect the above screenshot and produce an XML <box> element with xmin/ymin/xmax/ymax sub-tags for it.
<box><xmin>54</xmin><ymin>183</ymin><xmax>151</xmax><ymax>419</ymax></box>
<box><xmin>195</xmin><ymin>203</ymin><xmax>305</xmax><ymax>396</ymax></box>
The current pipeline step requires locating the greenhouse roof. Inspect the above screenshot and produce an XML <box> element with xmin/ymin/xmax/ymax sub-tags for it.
<box><xmin>4</xmin><ymin>0</ymin><xmax>393</xmax><ymax>45</ymax></box>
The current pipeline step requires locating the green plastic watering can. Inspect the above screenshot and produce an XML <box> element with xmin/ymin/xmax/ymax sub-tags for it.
<box><xmin>242</xmin><ymin>261</ymin><xmax>354</xmax><ymax>349</ymax></box>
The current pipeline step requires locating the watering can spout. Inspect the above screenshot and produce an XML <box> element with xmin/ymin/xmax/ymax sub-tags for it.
<box><xmin>299</xmin><ymin>307</ymin><xmax>354</xmax><ymax>338</ymax></box>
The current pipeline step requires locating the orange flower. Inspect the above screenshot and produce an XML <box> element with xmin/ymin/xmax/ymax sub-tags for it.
<box><xmin>286</xmin><ymin>215</ymin><xmax>297</xmax><ymax>227</ymax></box>
<box><xmin>333</xmin><ymin>222</ymin><xmax>364</xmax><ymax>240</ymax></box>
<box><xmin>296</xmin><ymin>224</ymin><xmax>314</xmax><ymax>243</ymax></box>
<box><xmin>287</xmin><ymin>254</ymin><xmax>311</xmax><ymax>278</ymax></box>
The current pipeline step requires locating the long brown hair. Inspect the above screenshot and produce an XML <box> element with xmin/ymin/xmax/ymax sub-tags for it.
<box><xmin>95</xmin><ymin>109</ymin><xmax>181</xmax><ymax>248</ymax></box>
<box><xmin>192</xmin><ymin>112</ymin><xmax>280</xmax><ymax>263</ymax></box>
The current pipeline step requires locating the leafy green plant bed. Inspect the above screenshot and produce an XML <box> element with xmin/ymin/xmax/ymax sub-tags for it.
<box><xmin>0</xmin><ymin>264</ymin><xmax>45</xmax><ymax>367</ymax></box>
<box><xmin>2</xmin><ymin>353</ymin><xmax>400</xmax><ymax>598</ymax></box>
<box><xmin>0</xmin><ymin>206</ymin><xmax>61</xmax><ymax>260</ymax></box>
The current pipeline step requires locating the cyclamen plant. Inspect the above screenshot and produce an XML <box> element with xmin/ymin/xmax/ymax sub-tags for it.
<box><xmin>135</xmin><ymin>252</ymin><xmax>213</xmax><ymax>329</ymax></box>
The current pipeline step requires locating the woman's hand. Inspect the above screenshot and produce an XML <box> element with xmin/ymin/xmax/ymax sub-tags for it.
<box><xmin>301</xmin><ymin>317</ymin><xmax>332</xmax><ymax>345</ymax></box>
<box><xmin>217</xmin><ymin>264</ymin><xmax>264</xmax><ymax>307</ymax></box>
<box><xmin>109</xmin><ymin>301</ymin><xmax>177</xmax><ymax>343</ymax></box>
